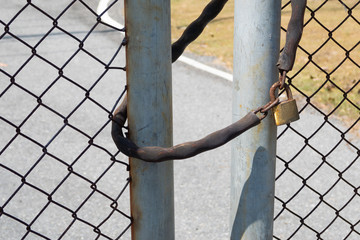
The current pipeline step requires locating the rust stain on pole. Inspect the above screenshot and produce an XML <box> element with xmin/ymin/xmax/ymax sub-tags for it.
<box><xmin>124</xmin><ymin>0</ymin><xmax>174</xmax><ymax>238</ymax></box>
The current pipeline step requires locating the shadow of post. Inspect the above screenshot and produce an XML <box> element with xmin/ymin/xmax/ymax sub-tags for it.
<box><xmin>230</xmin><ymin>146</ymin><xmax>275</xmax><ymax>240</ymax></box>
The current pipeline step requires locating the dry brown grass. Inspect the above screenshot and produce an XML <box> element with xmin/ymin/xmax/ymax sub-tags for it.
<box><xmin>171</xmin><ymin>0</ymin><xmax>234</xmax><ymax>67</ymax></box>
<box><xmin>171</xmin><ymin>0</ymin><xmax>360</xmax><ymax>123</ymax></box>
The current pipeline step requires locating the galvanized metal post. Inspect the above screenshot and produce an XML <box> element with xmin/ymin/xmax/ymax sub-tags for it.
<box><xmin>124</xmin><ymin>0</ymin><xmax>174</xmax><ymax>239</ymax></box>
<box><xmin>230</xmin><ymin>0</ymin><xmax>281</xmax><ymax>239</ymax></box>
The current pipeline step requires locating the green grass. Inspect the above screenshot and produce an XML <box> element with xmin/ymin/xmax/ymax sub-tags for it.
<box><xmin>171</xmin><ymin>0</ymin><xmax>360</xmax><ymax>126</ymax></box>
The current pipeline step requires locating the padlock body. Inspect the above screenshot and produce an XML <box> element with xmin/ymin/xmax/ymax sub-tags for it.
<box><xmin>272</xmin><ymin>99</ymin><xmax>300</xmax><ymax>126</ymax></box>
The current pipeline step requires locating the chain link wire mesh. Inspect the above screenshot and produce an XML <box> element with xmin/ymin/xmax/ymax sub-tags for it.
<box><xmin>274</xmin><ymin>0</ymin><xmax>360</xmax><ymax>239</ymax></box>
<box><xmin>2</xmin><ymin>0</ymin><xmax>360</xmax><ymax>239</ymax></box>
<box><xmin>0</xmin><ymin>1</ymin><xmax>131</xmax><ymax>239</ymax></box>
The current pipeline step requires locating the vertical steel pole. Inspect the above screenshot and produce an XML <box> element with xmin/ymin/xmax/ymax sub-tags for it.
<box><xmin>124</xmin><ymin>0</ymin><xmax>174</xmax><ymax>239</ymax></box>
<box><xmin>230</xmin><ymin>0</ymin><xmax>281</xmax><ymax>239</ymax></box>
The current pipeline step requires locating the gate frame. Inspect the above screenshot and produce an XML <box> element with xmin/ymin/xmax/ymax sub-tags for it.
<box><xmin>124</xmin><ymin>0</ymin><xmax>174</xmax><ymax>239</ymax></box>
<box><xmin>230</xmin><ymin>0</ymin><xmax>281</xmax><ymax>239</ymax></box>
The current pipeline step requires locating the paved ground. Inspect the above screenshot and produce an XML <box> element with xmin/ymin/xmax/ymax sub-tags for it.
<box><xmin>1</xmin><ymin>1</ymin><xmax>360</xmax><ymax>240</ymax></box>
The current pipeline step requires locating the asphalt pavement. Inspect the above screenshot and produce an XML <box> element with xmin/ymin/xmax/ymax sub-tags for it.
<box><xmin>1</xmin><ymin>1</ymin><xmax>360</xmax><ymax>240</ymax></box>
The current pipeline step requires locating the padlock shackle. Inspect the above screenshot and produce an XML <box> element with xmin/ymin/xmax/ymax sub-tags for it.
<box><xmin>269</xmin><ymin>82</ymin><xmax>293</xmax><ymax>102</ymax></box>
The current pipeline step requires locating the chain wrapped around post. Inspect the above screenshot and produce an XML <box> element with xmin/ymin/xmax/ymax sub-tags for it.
<box><xmin>111</xmin><ymin>0</ymin><xmax>306</xmax><ymax>162</ymax></box>
<box><xmin>112</xmin><ymin>98</ymin><xmax>266</xmax><ymax>162</ymax></box>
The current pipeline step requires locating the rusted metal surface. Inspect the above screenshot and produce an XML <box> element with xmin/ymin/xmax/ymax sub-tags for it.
<box><xmin>269</xmin><ymin>81</ymin><xmax>282</xmax><ymax>103</ymax></box>
<box><xmin>124</xmin><ymin>0</ymin><xmax>174</xmax><ymax>238</ymax></box>
<box><xmin>269</xmin><ymin>82</ymin><xmax>291</xmax><ymax>103</ymax></box>
<box><xmin>277</xmin><ymin>0</ymin><xmax>307</xmax><ymax>72</ymax></box>
<box><xmin>171</xmin><ymin>0</ymin><xmax>228</xmax><ymax>62</ymax></box>
<box><xmin>112</xmin><ymin>98</ymin><xmax>262</xmax><ymax>162</ymax></box>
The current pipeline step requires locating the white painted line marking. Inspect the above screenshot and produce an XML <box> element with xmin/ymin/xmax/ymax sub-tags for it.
<box><xmin>178</xmin><ymin>56</ymin><xmax>233</xmax><ymax>81</ymax></box>
<box><xmin>97</xmin><ymin>0</ymin><xmax>233</xmax><ymax>82</ymax></box>
<box><xmin>97</xmin><ymin>0</ymin><xmax>124</xmax><ymax>29</ymax></box>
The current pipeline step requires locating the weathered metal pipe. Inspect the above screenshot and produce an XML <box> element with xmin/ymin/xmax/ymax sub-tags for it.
<box><xmin>124</xmin><ymin>0</ymin><xmax>174</xmax><ymax>238</ymax></box>
<box><xmin>231</xmin><ymin>0</ymin><xmax>280</xmax><ymax>239</ymax></box>
<box><xmin>112</xmin><ymin>97</ymin><xmax>262</xmax><ymax>162</ymax></box>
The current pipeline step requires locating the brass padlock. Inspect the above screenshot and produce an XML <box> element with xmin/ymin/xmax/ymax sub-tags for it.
<box><xmin>270</xmin><ymin>82</ymin><xmax>300</xmax><ymax>126</ymax></box>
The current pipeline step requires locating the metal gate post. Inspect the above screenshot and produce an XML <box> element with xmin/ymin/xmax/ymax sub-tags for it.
<box><xmin>230</xmin><ymin>0</ymin><xmax>281</xmax><ymax>239</ymax></box>
<box><xmin>124</xmin><ymin>0</ymin><xmax>174</xmax><ymax>239</ymax></box>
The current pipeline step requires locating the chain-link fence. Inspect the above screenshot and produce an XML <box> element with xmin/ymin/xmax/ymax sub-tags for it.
<box><xmin>1</xmin><ymin>0</ymin><xmax>360</xmax><ymax>239</ymax></box>
<box><xmin>0</xmin><ymin>1</ymin><xmax>131</xmax><ymax>239</ymax></box>
<box><xmin>274</xmin><ymin>0</ymin><xmax>360</xmax><ymax>239</ymax></box>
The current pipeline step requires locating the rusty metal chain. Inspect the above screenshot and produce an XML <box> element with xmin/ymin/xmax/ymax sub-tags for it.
<box><xmin>111</xmin><ymin>97</ymin><xmax>262</xmax><ymax>162</ymax></box>
<box><xmin>277</xmin><ymin>0</ymin><xmax>306</xmax><ymax>88</ymax></box>
<box><xmin>171</xmin><ymin>0</ymin><xmax>228</xmax><ymax>62</ymax></box>
<box><xmin>111</xmin><ymin>0</ymin><xmax>306</xmax><ymax>162</ymax></box>
<box><xmin>258</xmin><ymin>82</ymin><xmax>289</xmax><ymax>114</ymax></box>
<box><xmin>111</xmin><ymin>89</ymin><xmax>280</xmax><ymax>162</ymax></box>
